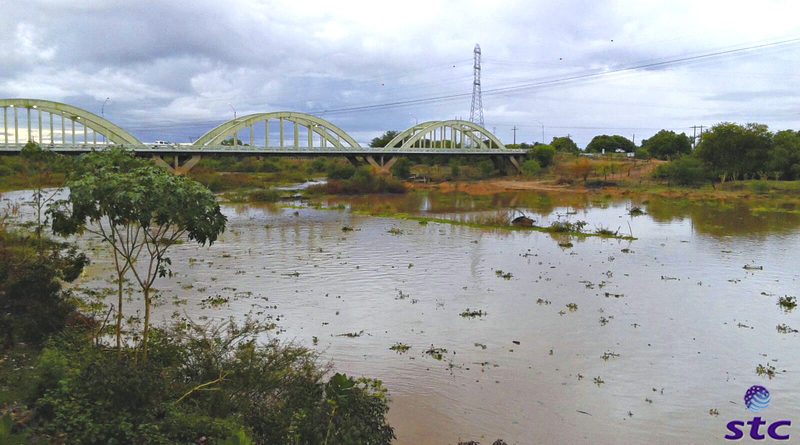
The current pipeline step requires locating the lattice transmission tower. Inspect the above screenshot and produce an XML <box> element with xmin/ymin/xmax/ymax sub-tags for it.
<box><xmin>469</xmin><ymin>43</ymin><xmax>484</xmax><ymax>127</ymax></box>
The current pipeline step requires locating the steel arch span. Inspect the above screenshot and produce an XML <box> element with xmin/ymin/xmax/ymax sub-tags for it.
<box><xmin>387</xmin><ymin>120</ymin><xmax>505</xmax><ymax>150</ymax></box>
<box><xmin>193</xmin><ymin>112</ymin><xmax>361</xmax><ymax>149</ymax></box>
<box><xmin>0</xmin><ymin>98</ymin><xmax>144</xmax><ymax>147</ymax></box>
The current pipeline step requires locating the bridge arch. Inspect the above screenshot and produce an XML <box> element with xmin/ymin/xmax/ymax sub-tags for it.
<box><xmin>388</xmin><ymin>120</ymin><xmax>505</xmax><ymax>150</ymax></box>
<box><xmin>0</xmin><ymin>98</ymin><xmax>144</xmax><ymax>147</ymax></box>
<box><xmin>193</xmin><ymin>112</ymin><xmax>361</xmax><ymax>149</ymax></box>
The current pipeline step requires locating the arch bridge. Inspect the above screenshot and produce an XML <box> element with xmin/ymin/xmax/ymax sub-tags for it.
<box><xmin>0</xmin><ymin>99</ymin><xmax>526</xmax><ymax>174</ymax></box>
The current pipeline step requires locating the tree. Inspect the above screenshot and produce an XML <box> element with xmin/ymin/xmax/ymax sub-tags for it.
<box><xmin>370</xmin><ymin>131</ymin><xmax>399</xmax><ymax>148</ymax></box>
<box><xmin>569</xmin><ymin>158</ymin><xmax>594</xmax><ymax>182</ymax></box>
<box><xmin>766</xmin><ymin>130</ymin><xmax>800</xmax><ymax>180</ymax></box>
<box><xmin>51</xmin><ymin>157</ymin><xmax>227</xmax><ymax>357</ymax></box>
<box><xmin>551</xmin><ymin>136</ymin><xmax>579</xmax><ymax>153</ymax></box>
<box><xmin>20</xmin><ymin>142</ymin><xmax>64</xmax><ymax>248</ymax></box>
<box><xmin>640</xmin><ymin>130</ymin><xmax>692</xmax><ymax>160</ymax></box>
<box><xmin>390</xmin><ymin>157</ymin><xmax>412</xmax><ymax>178</ymax></box>
<box><xmin>528</xmin><ymin>144</ymin><xmax>555</xmax><ymax>167</ymax></box>
<box><xmin>585</xmin><ymin>135</ymin><xmax>636</xmax><ymax>153</ymax></box>
<box><xmin>694</xmin><ymin>122</ymin><xmax>772</xmax><ymax>181</ymax></box>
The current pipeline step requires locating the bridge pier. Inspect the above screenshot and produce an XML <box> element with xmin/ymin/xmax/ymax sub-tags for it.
<box><xmin>152</xmin><ymin>154</ymin><xmax>202</xmax><ymax>175</ymax></box>
<box><xmin>365</xmin><ymin>155</ymin><xmax>398</xmax><ymax>174</ymax></box>
<box><xmin>493</xmin><ymin>155</ymin><xmax>523</xmax><ymax>174</ymax></box>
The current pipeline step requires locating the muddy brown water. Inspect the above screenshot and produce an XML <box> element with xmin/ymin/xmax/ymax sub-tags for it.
<box><xmin>3</xmin><ymin>189</ymin><xmax>800</xmax><ymax>444</ymax></box>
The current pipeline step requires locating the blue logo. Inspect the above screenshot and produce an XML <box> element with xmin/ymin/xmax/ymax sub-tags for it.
<box><xmin>745</xmin><ymin>386</ymin><xmax>771</xmax><ymax>412</ymax></box>
<box><xmin>725</xmin><ymin>386</ymin><xmax>791</xmax><ymax>441</ymax></box>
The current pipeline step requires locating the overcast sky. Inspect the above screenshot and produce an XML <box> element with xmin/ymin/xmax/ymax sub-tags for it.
<box><xmin>2</xmin><ymin>0</ymin><xmax>799</xmax><ymax>147</ymax></box>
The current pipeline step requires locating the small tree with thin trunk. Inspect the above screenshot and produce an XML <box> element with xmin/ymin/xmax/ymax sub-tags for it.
<box><xmin>51</xmin><ymin>152</ymin><xmax>226</xmax><ymax>358</ymax></box>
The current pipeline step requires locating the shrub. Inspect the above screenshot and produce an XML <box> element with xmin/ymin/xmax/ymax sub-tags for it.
<box><xmin>653</xmin><ymin>156</ymin><xmax>710</xmax><ymax>186</ymax></box>
<box><xmin>248</xmin><ymin>189</ymin><xmax>282</xmax><ymax>202</ymax></box>
<box><xmin>529</xmin><ymin>144</ymin><xmax>556</xmax><ymax>167</ymax></box>
<box><xmin>448</xmin><ymin>159</ymin><xmax>460</xmax><ymax>178</ymax></box>
<box><xmin>326</xmin><ymin>163</ymin><xmax>356</xmax><ymax>180</ymax></box>
<box><xmin>521</xmin><ymin>159</ymin><xmax>541</xmax><ymax>176</ymax></box>
<box><xmin>478</xmin><ymin>159</ymin><xmax>495</xmax><ymax>177</ymax></box>
<box><xmin>390</xmin><ymin>157</ymin><xmax>413</xmax><ymax>178</ymax></box>
<box><xmin>4</xmin><ymin>320</ymin><xmax>394</xmax><ymax>444</ymax></box>
<box><xmin>0</xmin><ymin>229</ymin><xmax>87</xmax><ymax>349</ymax></box>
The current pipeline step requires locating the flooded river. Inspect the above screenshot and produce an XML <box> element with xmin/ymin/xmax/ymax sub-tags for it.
<box><xmin>4</xmin><ymin>189</ymin><xmax>800</xmax><ymax>444</ymax></box>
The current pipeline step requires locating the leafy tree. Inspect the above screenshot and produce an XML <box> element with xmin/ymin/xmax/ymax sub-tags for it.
<box><xmin>551</xmin><ymin>136</ymin><xmax>579</xmax><ymax>153</ymax></box>
<box><xmin>370</xmin><ymin>131</ymin><xmax>399</xmax><ymax>148</ymax></box>
<box><xmin>766</xmin><ymin>130</ymin><xmax>800</xmax><ymax>180</ymax></box>
<box><xmin>585</xmin><ymin>135</ymin><xmax>636</xmax><ymax>153</ymax></box>
<box><xmin>528</xmin><ymin>144</ymin><xmax>556</xmax><ymax>167</ymax></box>
<box><xmin>640</xmin><ymin>130</ymin><xmax>692</xmax><ymax>160</ymax></box>
<box><xmin>51</xmin><ymin>158</ymin><xmax>227</xmax><ymax>358</ymax></box>
<box><xmin>20</xmin><ymin>142</ymin><xmax>65</xmax><ymax>247</ymax></box>
<box><xmin>478</xmin><ymin>159</ymin><xmax>495</xmax><ymax>177</ymax></box>
<box><xmin>221</xmin><ymin>137</ymin><xmax>245</xmax><ymax>146</ymax></box>
<box><xmin>694</xmin><ymin>122</ymin><xmax>772</xmax><ymax>182</ymax></box>
<box><xmin>390</xmin><ymin>157</ymin><xmax>413</xmax><ymax>178</ymax></box>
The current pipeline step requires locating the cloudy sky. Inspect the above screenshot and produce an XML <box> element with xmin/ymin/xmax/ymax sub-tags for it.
<box><xmin>2</xmin><ymin>0</ymin><xmax>799</xmax><ymax>147</ymax></box>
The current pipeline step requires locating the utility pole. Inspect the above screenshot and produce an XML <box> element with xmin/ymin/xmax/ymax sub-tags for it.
<box><xmin>512</xmin><ymin>125</ymin><xmax>517</xmax><ymax>145</ymax></box>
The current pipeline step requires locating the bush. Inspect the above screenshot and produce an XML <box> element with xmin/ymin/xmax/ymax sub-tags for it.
<box><xmin>3</xmin><ymin>320</ymin><xmax>394</xmax><ymax>444</ymax></box>
<box><xmin>326</xmin><ymin>163</ymin><xmax>356</xmax><ymax>180</ymax></box>
<box><xmin>248</xmin><ymin>189</ymin><xmax>281</xmax><ymax>202</ymax></box>
<box><xmin>309</xmin><ymin>167</ymin><xmax>406</xmax><ymax>195</ymax></box>
<box><xmin>521</xmin><ymin>159</ymin><xmax>541</xmax><ymax>176</ymax></box>
<box><xmin>529</xmin><ymin>144</ymin><xmax>556</xmax><ymax>167</ymax></box>
<box><xmin>0</xmin><ymin>229</ymin><xmax>87</xmax><ymax>349</ymax></box>
<box><xmin>448</xmin><ymin>159</ymin><xmax>460</xmax><ymax>178</ymax></box>
<box><xmin>653</xmin><ymin>156</ymin><xmax>710</xmax><ymax>186</ymax></box>
<box><xmin>478</xmin><ymin>159</ymin><xmax>495</xmax><ymax>177</ymax></box>
<box><xmin>390</xmin><ymin>157</ymin><xmax>413</xmax><ymax>178</ymax></box>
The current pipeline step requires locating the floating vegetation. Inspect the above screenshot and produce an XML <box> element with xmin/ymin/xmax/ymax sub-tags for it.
<box><xmin>424</xmin><ymin>346</ymin><xmax>448</xmax><ymax>360</ymax></box>
<box><xmin>536</xmin><ymin>298</ymin><xmax>551</xmax><ymax>305</ymax></box>
<box><xmin>495</xmin><ymin>270</ymin><xmax>513</xmax><ymax>280</ymax></box>
<box><xmin>352</xmin><ymin>211</ymin><xmax>635</xmax><ymax>239</ymax></box>
<box><xmin>341</xmin><ymin>226</ymin><xmax>354</xmax><ymax>232</ymax></box>
<box><xmin>620</xmin><ymin>248</ymin><xmax>633</xmax><ymax>253</ymax></box>
<box><xmin>395</xmin><ymin>290</ymin><xmax>410</xmax><ymax>300</ymax></box>
<box><xmin>558</xmin><ymin>241</ymin><xmax>573</xmax><ymax>248</ymax></box>
<box><xmin>709</xmin><ymin>409</ymin><xmax>719</xmax><ymax>416</ymax></box>
<box><xmin>200</xmin><ymin>295</ymin><xmax>229</xmax><ymax>308</ymax></box>
<box><xmin>599</xmin><ymin>316</ymin><xmax>612</xmax><ymax>326</ymax></box>
<box><xmin>661</xmin><ymin>275</ymin><xmax>678</xmax><ymax>280</ymax></box>
<box><xmin>390</xmin><ymin>343</ymin><xmax>411</xmax><ymax>353</ymax></box>
<box><xmin>743</xmin><ymin>264</ymin><xmax>763</xmax><ymax>270</ymax></box>
<box><xmin>594</xmin><ymin>226</ymin><xmax>619</xmax><ymax>236</ymax></box>
<box><xmin>756</xmin><ymin>363</ymin><xmax>776</xmax><ymax>379</ymax></box>
<box><xmin>777</xmin><ymin>296</ymin><xmax>797</xmax><ymax>312</ymax></box>
<box><xmin>549</xmin><ymin>220</ymin><xmax>588</xmax><ymax>234</ymax></box>
<box><xmin>604</xmin><ymin>292</ymin><xmax>624</xmax><ymax>298</ymax></box>
<box><xmin>387</xmin><ymin>228</ymin><xmax>404</xmax><ymax>235</ymax></box>
<box><xmin>474</xmin><ymin>343</ymin><xmax>487</xmax><ymax>350</ymax></box>
<box><xmin>776</xmin><ymin>324</ymin><xmax>798</xmax><ymax>334</ymax></box>
<box><xmin>628</xmin><ymin>207</ymin><xmax>646</xmax><ymax>216</ymax></box>
<box><xmin>593</xmin><ymin>377</ymin><xmax>605</xmax><ymax>386</ymax></box>
<box><xmin>566</xmin><ymin>303</ymin><xmax>578</xmax><ymax>312</ymax></box>
<box><xmin>312</xmin><ymin>336</ymin><xmax>318</xmax><ymax>345</ymax></box>
<box><xmin>337</xmin><ymin>330</ymin><xmax>365</xmax><ymax>338</ymax></box>
<box><xmin>601</xmin><ymin>351</ymin><xmax>620</xmax><ymax>361</ymax></box>
<box><xmin>283</xmin><ymin>272</ymin><xmax>300</xmax><ymax>277</ymax></box>
<box><xmin>460</xmin><ymin>309</ymin><xmax>486</xmax><ymax>318</ymax></box>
